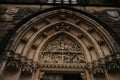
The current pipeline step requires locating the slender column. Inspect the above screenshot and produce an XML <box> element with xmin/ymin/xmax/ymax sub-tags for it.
<box><xmin>90</xmin><ymin>69</ymin><xmax>95</xmax><ymax>80</ymax></box>
<box><xmin>33</xmin><ymin>69</ymin><xmax>40</xmax><ymax>80</ymax></box>
<box><xmin>0</xmin><ymin>62</ymin><xmax>7</xmax><ymax>80</ymax></box>
<box><xmin>85</xmin><ymin>70</ymin><xmax>91</xmax><ymax>80</ymax></box>
<box><xmin>0</xmin><ymin>61</ymin><xmax>6</xmax><ymax>76</ymax></box>
<box><xmin>88</xmin><ymin>63</ymin><xmax>95</xmax><ymax>80</ymax></box>
<box><xmin>103</xmin><ymin>65</ymin><xmax>110</xmax><ymax>80</ymax></box>
<box><xmin>39</xmin><ymin>71</ymin><xmax>45</xmax><ymax>80</ymax></box>
<box><xmin>80</xmin><ymin>72</ymin><xmax>86</xmax><ymax>80</ymax></box>
<box><xmin>16</xmin><ymin>68</ymin><xmax>22</xmax><ymax>80</ymax></box>
<box><xmin>32</xmin><ymin>72</ymin><xmax>35</xmax><ymax>80</ymax></box>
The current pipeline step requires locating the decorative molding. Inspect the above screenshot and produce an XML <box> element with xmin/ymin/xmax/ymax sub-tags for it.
<box><xmin>22</xmin><ymin>64</ymin><xmax>33</xmax><ymax>72</ymax></box>
<box><xmin>31</xmin><ymin>26</ymin><xmax>39</xmax><ymax>32</ymax></box>
<box><xmin>45</xmin><ymin>18</ymin><xmax>50</xmax><ymax>24</ymax></box>
<box><xmin>20</xmin><ymin>37</ymin><xmax>28</xmax><ymax>43</ymax></box>
<box><xmin>91</xmin><ymin>60</ymin><xmax>104</xmax><ymax>75</ymax></box>
<box><xmin>97</xmin><ymin>39</ymin><xmax>105</xmax><ymax>45</ymax></box>
<box><xmin>32</xmin><ymin>43</ymin><xmax>39</xmax><ymax>49</ymax></box>
<box><xmin>55</xmin><ymin>22</ymin><xmax>70</xmax><ymax>31</ymax></box>
<box><xmin>75</xmin><ymin>19</ymin><xmax>81</xmax><ymax>25</ymax></box>
<box><xmin>42</xmin><ymin>32</ymin><xmax>49</xmax><ymax>37</ymax></box>
<box><xmin>39</xmin><ymin>63</ymin><xmax>86</xmax><ymax>69</ymax></box>
<box><xmin>59</xmin><ymin>14</ymin><xmax>66</xmax><ymax>20</ymax></box>
<box><xmin>87</xmin><ymin>27</ymin><xmax>94</xmax><ymax>33</ymax></box>
<box><xmin>77</xmin><ymin>33</ymin><xmax>84</xmax><ymax>39</ymax></box>
<box><xmin>87</xmin><ymin>45</ymin><xmax>94</xmax><ymax>50</ymax></box>
<box><xmin>105</xmin><ymin>55</ymin><xmax>120</xmax><ymax>70</ymax></box>
<box><xmin>2</xmin><ymin>52</ymin><xmax>120</xmax><ymax>74</ymax></box>
<box><xmin>59</xmin><ymin>9</ymin><xmax>66</xmax><ymax>13</ymax></box>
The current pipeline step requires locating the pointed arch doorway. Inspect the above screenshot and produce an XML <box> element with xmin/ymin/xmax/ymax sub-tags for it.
<box><xmin>0</xmin><ymin>6</ymin><xmax>119</xmax><ymax>80</ymax></box>
<box><xmin>39</xmin><ymin>32</ymin><xmax>85</xmax><ymax>80</ymax></box>
<box><xmin>38</xmin><ymin>32</ymin><xmax>86</xmax><ymax>80</ymax></box>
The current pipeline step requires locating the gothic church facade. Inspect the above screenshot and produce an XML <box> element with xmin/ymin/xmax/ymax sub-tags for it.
<box><xmin>0</xmin><ymin>0</ymin><xmax>120</xmax><ymax>80</ymax></box>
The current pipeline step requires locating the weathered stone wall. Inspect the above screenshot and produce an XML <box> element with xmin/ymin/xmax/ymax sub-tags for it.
<box><xmin>0</xmin><ymin>5</ymin><xmax>39</xmax><ymax>44</ymax></box>
<box><xmin>91</xmin><ymin>9</ymin><xmax>120</xmax><ymax>37</ymax></box>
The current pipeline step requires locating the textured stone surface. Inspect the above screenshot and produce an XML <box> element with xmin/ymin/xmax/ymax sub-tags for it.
<box><xmin>92</xmin><ymin>10</ymin><xmax>120</xmax><ymax>37</ymax></box>
<box><xmin>0</xmin><ymin>7</ymin><xmax>40</xmax><ymax>44</ymax></box>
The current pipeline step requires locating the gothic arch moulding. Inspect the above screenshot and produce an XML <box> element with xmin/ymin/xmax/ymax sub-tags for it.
<box><xmin>0</xmin><ymin>6</ymin><xmax>120</xmax><ymax>80</ymax></box>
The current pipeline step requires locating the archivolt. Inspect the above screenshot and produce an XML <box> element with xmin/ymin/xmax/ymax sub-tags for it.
<box><xmin>4</xmin><ymin>7</ymin><xmax>119</xmax><ymax>65</ymax></box>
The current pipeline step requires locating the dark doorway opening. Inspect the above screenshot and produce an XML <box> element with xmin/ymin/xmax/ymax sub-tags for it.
<box><xmin>43</xmin><ymin>73</ymin><xmax>83</xmax><ymax>80</ymax></box>
<box><xmin>63</xmin><ymin>74</ymin><xmax>83</xmax><ymax>80</ymax></box>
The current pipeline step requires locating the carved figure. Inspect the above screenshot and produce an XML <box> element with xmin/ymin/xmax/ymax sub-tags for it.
<box><xmin>40</xmin><ymin>35</ymin><xmax>85</xmax><ymax>64</ymax></box>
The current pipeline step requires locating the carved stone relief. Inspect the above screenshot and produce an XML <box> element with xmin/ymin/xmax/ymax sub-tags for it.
<box><xmin>39</xmin><ymin>52</ymin><xmax>85</xmax><ymax>63</ymax></box>
<box><xmin>43</xmin><ymin>35</ymin><xmax>81</xmax><ymax>52</ymax></box>
<box><xmin>39</xmin><ymin>35</ymin><xmax>86</xmax><ymax>64</ymax></box>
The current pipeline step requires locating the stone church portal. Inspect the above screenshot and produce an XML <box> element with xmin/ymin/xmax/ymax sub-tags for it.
<box><xmin>0</xmin><ymin>5</ymin><xmax>120</xmax><ymax>80</ymax></box>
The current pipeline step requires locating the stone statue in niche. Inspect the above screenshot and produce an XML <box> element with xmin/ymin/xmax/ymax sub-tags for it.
<box><xmin>39</xmin><ymin>35</ymin><xmax>86</xmax><ymax>64</ymax></box>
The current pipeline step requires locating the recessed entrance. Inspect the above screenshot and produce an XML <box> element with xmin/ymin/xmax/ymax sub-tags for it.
<box><xmin>63</xmin><ymin>74</ymin><xmax>83</xmax><ymax>80</ymax></box>
<box><xmin>44</xmin><ymin>73</ymin><xmax>83</xmax><ymax>80</ymax></box>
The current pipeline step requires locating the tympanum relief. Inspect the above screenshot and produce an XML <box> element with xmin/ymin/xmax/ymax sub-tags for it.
<box><xmin>39</xmin><ymin>35</ymin><xmax>86</xmax><ymax>64</ymax></box>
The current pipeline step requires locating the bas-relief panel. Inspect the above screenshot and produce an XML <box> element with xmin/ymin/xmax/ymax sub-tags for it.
<box><xmin>39</xmin><ymin>35</ymin><xmax>86</xmax><ymax>64</ymax></box>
